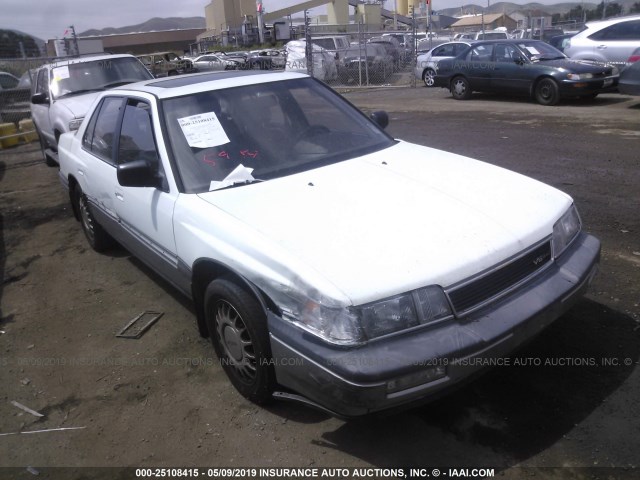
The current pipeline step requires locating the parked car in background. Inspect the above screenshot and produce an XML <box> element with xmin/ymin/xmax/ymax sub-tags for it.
<box><xmin>473</xmin><ymin>30</ymin><xmax>509</xmax><ymax>40</ymax></box>
<box><xmin>0</xmin><ymin>71</ymin><xmax>30</xmax><ymax>124</ymax></box>
<box><xmin>564</xmin><ymin>15</ymin><xmax>640</xmax><ymax>70</ymax></box>
<box><xmin>434</xmin><ymin>40</ymin><xmax>619</xmax><ymax>105</ymax></box>
<box><xmin>549</xmin><ymin>33</ymin><xmax>575</xmax><ymax>52</ymax></box>
<box><xmin>212</xmin><ymin>51</ymin><xmax>249</xmax><ymax>68</ymax></box>
<box><xmin>193</xmin><ymin>54</ymin><xmax>239</xmax><ymax>72</ymax></box>
<box><xmin>30</xmin><ymin>53</ymin><xmax>153</xmax><ymax>165</ymax></box>
<box><xmin>368</xmin><ymin>36</ymin><xmax>403</xmax><ymax>68</ymax></box>
<box><xmin>247</xmin><ymin>49</ymin><xmax>286</xmax><ymax>70</ymax></box>
<box><xmin>414</xmin><ymin>41</ymin><xmax>474</xmax><ymax>87</ymax></box>
<box><xmin>626</xmin><ymin>46</ymin><xmax>640</xmax><ymax>65</ymax></box>
<box><xmin>137</xmin><ymin>52</ymin><xmax>197</xmax><ymax>77</ymax></box>
<box><xmin>311</xmin><ymin>35</ymin><xmax>351</xmax><ymax>68</ymax></box>
<box><xmin>453</xmin><ymin>32</ymin><xmax>475</xmax><ymax>41</ymax></box>
<box><xmin>285</xmin><ymin>40</ymin><xmax>337</xmax><ymax>82</ymax></box>
<box><xmin>57</xmin><ymin>70</ymin><xmax>599</xmax><ymax>418</ymax></box>
<box><xmin>619</xmin><ymin>47</ymin><xmax>640</xmax><ymax>95</ymax></box>
<box><xmin>0</xmin><ymin>71</ymin><xmax>19</xmax><ymax>89</ymax></box>
<box><xmin>341</xmin><ymin>44</ymin><xmax>394</xmax><ymax>83</ymax></box>
<box><xmin>533</xmin><ymin>28</ymin><xmax>565</xmax><ymax>42</ymax></box>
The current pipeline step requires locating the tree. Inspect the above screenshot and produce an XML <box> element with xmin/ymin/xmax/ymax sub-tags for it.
<box><xmin>629</xmin><ymin>2</ymin><xmax>640</xmax><ymax>13</ymax></box>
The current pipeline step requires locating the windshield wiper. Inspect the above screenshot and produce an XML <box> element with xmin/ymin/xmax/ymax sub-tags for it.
<box><xmin>213</xmin><ymin>179</ymin><xmax>263</xmax><ymax>191</ymax></box>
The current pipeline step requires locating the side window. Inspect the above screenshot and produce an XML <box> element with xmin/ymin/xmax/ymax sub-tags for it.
<box><xmin>117</xmin><ymin>99</ymin><xmax>159</xmax><ymax>167</ymax></box>
<box><xmin>467</xmin><ymin>45</ymin><xmax>494</xmax><ymax>61</ymax></box>
<box><xmin>494</xmin><ymin>44</ymin><xmax>518</xmax><ymax>62</ymax></box>
<box><xmin>35</xmin><ymin>68</ymin><xmax>48</xmax><ymax>96</ymax></box>
<box><xmin>88</xmin><ymin>97</ymin><xmax>124</xmax><ymax>165</ymax></box>
<box><xmin>81</xmin><ymin>101</ymin><xmax>102</xmax><ymax>151</ymax></box>
<box><xmin>590</xmin><ymin>20</ymin><xmax>640</xmax><ymax>41</ymax></box>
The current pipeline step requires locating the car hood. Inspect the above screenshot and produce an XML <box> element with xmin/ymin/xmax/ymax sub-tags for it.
<box><xmin>196</xmin><ymin>141</ymin><xmax>571</xmax><ymax>306</ymax></box>
<box><xmin>540</xmin><ymin>58</ymin><xmax>615</xmax><ymax>74</ymax></box>
<box><xmin>54</xmin><ymin>91</ymin><xmax>102</xmax><ymax>118</ymax></box>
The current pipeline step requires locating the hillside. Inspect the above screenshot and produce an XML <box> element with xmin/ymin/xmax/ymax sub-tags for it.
<box><xmin>79</xmin><ymin>16</ymin><xmax>206</xmax><ymax>36</ymax></box>
<box><xmin>439</xmin><ymin>0</ymin><xmax>637</xmax><ymax>16</ymax></box>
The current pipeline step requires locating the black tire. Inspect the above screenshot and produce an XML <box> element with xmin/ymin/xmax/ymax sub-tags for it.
<box><xmin>534</xmin><ymin>77</ymin><xmax>560</xmax><ymax>106</ymax></box>
<box><xmin>450</xmin><ymin>76</ymin><xmax>472</xmax><ymax>100</ymax></box>
<box><xmin>423</xmin><ymin>68</ymin><xmax>436</xmax><ymax>87</ymax></box>
<box><xmin>72</xmin><ymin>184</ymin><xmax>113</xmax><ymax>252</ymax></box>
<box><xmin>204</xmin><ymin>278</ymin><xmax>275</xmax><ymax>404</ymax></box>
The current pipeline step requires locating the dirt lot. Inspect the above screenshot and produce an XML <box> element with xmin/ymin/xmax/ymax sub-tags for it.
<box><xmin>1</xmin><ymin>88</ymin><xmax>639</xmax><ymax>479</ymax></box>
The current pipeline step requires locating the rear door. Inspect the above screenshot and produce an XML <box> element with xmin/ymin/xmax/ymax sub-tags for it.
<box><xmin>588</xmin><ymin>19</ymin><xmax>640</xmax><ymax>68</ymax></box>
<box><xmin>462</xmin><ymin>44</ymin><xmax>495</xmax><ymax>91</ymax></box>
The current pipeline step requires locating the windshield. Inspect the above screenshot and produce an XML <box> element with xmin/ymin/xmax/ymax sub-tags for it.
<box><xmin>517</xmin><ymin>41</ymin><xmax>566</xmax><ymax>60</ymax></box>
<box><xmin>50</xmin><ymin>57</ymin><xmax>153</xmax><ymax>99</ymax></box>
<box><xmin>162</xmin><ymin>77</ymin><xmax>394</xmax><ymax>193</ymax></box>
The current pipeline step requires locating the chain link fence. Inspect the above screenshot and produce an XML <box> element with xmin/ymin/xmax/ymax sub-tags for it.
<box><xmin>0</xmin><ymin>58</ymin><xmax>47</xmax><ymax>147</ymax></box>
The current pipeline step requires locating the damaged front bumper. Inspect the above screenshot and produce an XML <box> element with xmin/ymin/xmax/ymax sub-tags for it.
<box><xmin>267</xmin><ymin>232</ymin><xmax>600</xmax><ymax>417</ymax></box>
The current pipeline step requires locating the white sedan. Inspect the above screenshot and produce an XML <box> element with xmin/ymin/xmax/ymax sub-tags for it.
<box><xmin>192</xmin><ymin>54</ymin><xmax>239</xmax><ymax>72</ymax></box>
<box><xmin>58</xmin><ymin>71</ymin><xmax>600</xmax><ymax>417</ymax></box>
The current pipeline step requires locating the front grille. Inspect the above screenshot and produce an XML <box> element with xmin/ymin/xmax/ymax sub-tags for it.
<box><xmin>447</xmin><ymin>240</ymin><xmax>552</xmax><ymax>315</ymax></box>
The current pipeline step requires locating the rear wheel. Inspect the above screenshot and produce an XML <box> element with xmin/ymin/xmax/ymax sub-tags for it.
<box><xmin>534</xmin><ymin>78</ymin><xmax>560</xmax><ymax>106</ymax></box>
<box><xmin>423</xmin><ymin>68</ymin><xmax>436</xmax><ymax>87</ymax></box>
<box><xmin>204</xmin><ymin>278</ymin><xmax>275</xmax><ymax>404</ymax></box>
<box><xmin>450</xmin><ymin>76</ymin><xmax>472</xmax><ymax>100</ymax></box>
<box><xmin>72</xmin><ymin>184</ymin><xmax>113</xmax><ymax>252</ymax></box>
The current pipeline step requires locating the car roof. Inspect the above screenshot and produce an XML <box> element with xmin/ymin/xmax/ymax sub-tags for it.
<box><xmin>112</xmin><ymin>71</ymin><xmax>308</xmax><ymax>99</ymax></box>
<box><xmin>584</xmin><ymin>13</ymin><xmax>640</xmax><ymax>29</ymax></box>
<box><xmin>42</xmin><ymin>53</ymin><xmax>138</xmax><ymax>68</ymax></box>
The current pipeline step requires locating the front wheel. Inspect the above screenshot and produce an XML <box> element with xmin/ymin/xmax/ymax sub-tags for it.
<box><xmin>204</xmin><ymin>278</ymin><xmax>275</xmax><ymax>404</ymax></box>
<box><xmin>423</xmin><ymin>68</ymin><xmax>436</xmax><ymax>87</ymax></box>
<box><xmin>534</xmin><ymin>78</ymin><xmax>560</xmax><ymax>106</ymax></box>
<box><xmin>450</xmin><ymin>76</ymin><xmax>472</xmax><ymax>100</ymax></box>
<box><xmin>72</xmin><ymin>185</ymin><xmax>113</xmax><ymax>252</ymax></box>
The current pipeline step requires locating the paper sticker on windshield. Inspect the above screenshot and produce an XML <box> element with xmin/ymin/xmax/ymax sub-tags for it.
<box><xmin>53</xmin><ymin>66</ymin><xmax>70</xmax><ymax>81</ymax></box>
<box><xmin>525</xmin><ymin>46</ymin><xmax>540</xmax><ymax>55</ymax></box>
<box><xmin>178</xmin><ymin>111</ymin><xmax>230</xmax><ymax>148</ymax></box>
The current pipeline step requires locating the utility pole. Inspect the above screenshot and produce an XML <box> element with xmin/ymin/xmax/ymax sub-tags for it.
<box><xmin>69</xmin><ymin>25</ymin><xmax>79</xmax><ymax>56</ymax></box>
<box><xmin>304</xmin><ymin>10</ymin><xmax>313</xmax><ymax>78</ymax></box>
<box><xmin>257</xmin><ymin>0</ymin><xmax>265</xmax><ymax>44</ymax></box>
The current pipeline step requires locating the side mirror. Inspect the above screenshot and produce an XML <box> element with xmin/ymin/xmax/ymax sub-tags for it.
<box><xmin>117</xmin><ymin>159</ymin><xmax>161</xmax><ymax>188</ymax></box>
<box><xmin>31</xmin><ymin>92</ymin><xmax>48</xmax><ymax>104</ymax></box>
<box><xmin>370</xmin><ymin>110</ymin><xmax>389</xmax><ymax>129</ymax></box>
<box><xmin>514</xmin><ymin>55</ymin><xmax>526</xmax><ymax>65</ymax></box>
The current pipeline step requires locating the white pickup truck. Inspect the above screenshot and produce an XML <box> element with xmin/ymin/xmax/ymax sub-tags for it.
<box><xmin>30</xmin><ymin>53</ymin><xmax>152</xmax><ymax>165</ymax></box>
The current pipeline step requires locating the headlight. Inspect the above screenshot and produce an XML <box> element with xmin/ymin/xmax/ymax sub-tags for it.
<box><xmin>68</xmin><ymin>118</ymin><xmax>84</xmax><ymax>131</ymax></box>
<box><xmin>269</xmin><ymin>280</ymin><xmax>453</xmax><ymax>345</ymax></box>
<box><xmin>272</xmin><ymin>284</ymin><xmax>365</xmax><ymax>345</ymax></box>
<box><xmin>567</xmin><ymin>73</ymin><xmax>593</xmax><ymax>80</ymax></box>
<box><xmin>552</xmin><ymin>204</ymin><xmax>581</xmax><ymax>258</ymax></box>
<box><xmin>356</xmin><ymin>286</ymin><xmax>453</xmax><ymax>340</ymax></box>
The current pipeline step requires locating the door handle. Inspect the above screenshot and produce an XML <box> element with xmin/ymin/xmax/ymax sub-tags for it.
<box><xmin>115</xmin><ymin>192</ymin><xmax>124</xmax><ymax>201</ymax></box>
<box><xmin>597</xmin><ymin>45</ymin><xmax>607</xmax><ymax>49</ymax></box>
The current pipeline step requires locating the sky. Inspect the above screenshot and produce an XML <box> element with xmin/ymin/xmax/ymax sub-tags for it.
<box><xmin>2</xmin><ymin>0</ymin><xmax>593</xmax><ymax>41</ymax></box>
